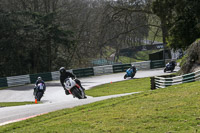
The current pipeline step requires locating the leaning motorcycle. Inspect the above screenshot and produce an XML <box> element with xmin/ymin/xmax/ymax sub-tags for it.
<box><xmin>64</xmin><ymin>78</ymin><xmax>86</xmax><ymax>99</ymax></box>
<box><xmin>124</xmin><ymin>68</ymin><xmax>136</xmax><ymax>79</ymax></box>
<box><xmin>164</xmin><ymin>63</ymin><xmax>175</xmax><ymax>72</ymax></box>
<box><xmin>34</xmin><ymin>83</ymin><xmax>45</xmax><ymax>101</ymax></box>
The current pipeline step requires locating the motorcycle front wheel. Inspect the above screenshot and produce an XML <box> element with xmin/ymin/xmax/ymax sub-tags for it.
<box><xmin>35</xmin><ymin>91</ymin><xmax>43</xmax><ymax>101</ymax></box>
<box><xmin>124</xmin><ymin>74</ymin><xmax>127</xmax><ymax>79</ymax></box>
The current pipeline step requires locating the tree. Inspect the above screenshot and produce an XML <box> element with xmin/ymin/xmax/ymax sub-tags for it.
<box><xmin>0</xmin><ymin>9</ymin><xmax>75</xmax><ymax>76</ymax></box>
<box><xmin>168</xmin><ymin>0</ymin><xmax>200</xmax><ymax>50</ymax></box>
<box><xmin>152</xmin><ymin>0</ymin><xmax>200</xmax><ymax>50</ymax></box>
<box><xmin>152</xmin><ymin>0</ymin><xmax>176</xmax><ymax>44</ymax></box>
<box><xmin>0</xmin><ymin>10</ymin><xmax>28</xmax><ymax>76</ymax></box>
<box><xmin>0</xmin><ymin>0</ymin><xmax>153</xmax><ymax>77</ymax></box>
<box><xmin>101</xmin><ymin>0</ymin><xmax>150</xmax><ymax>62</ymax></box>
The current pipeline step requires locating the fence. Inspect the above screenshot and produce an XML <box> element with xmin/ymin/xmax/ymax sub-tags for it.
<box><xmin>0</xmin><ymin>60</ymin><xmax>166</xmax><ymax>88</ymax></box>
<box><xmin>150</xmin><ymin>60</ymin><xmax>165</xmax><ymax>69</ymax></box>
<box><xmin>151</xmin><ymin>70</ymin><xmax>200</xmax><ymax>89</ymax></box>
<box><xmin>113</xmin><ymin>64</ymin><xmax>131</xmax><ymax>73</ymax></box>
<box><xmin>30</xmin><ymin>72</ymin><xmax>52</xmax><ymax>83</ymax></box>
<box><xmin>0</xmin><ymin>78</ymin><xmax>7</xmax><ymax>88</ymax></box>
<box><xmin>73</xmin><ymin>68</ymin><xmax>94</xmax><ymax>78</ymax></box>
<box><xmin>93</xmin><ymin>65</ymin><xmax>113</xmax><ymax>75</ymax></box>
<box><xmin>132</xmin><ymin>61</ymin><xmax>151</xmax><ymax>70</ymax></box>
<box><xmin>7</xmin><ymin>75</ymin><xmax>30</xmax><ymax>87</ymax></box>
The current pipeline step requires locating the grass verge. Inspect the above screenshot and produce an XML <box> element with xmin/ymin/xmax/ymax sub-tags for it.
<box><xmin>86</xmin><ymin>77</ymin><xmax>150</xmax><ymax>97</ymax></box>
<box><xmin>0</xmin><ymin>102</ymin><xmax>37</xmax><ymax>107</ymax></box>
<box><xmin>0</xmin><ymin>79</ymin><xmax>200</xmax><ymax>132</ymax></box>
<box><xmin>0</xmin><ymin>87</ymin><xmax>8</xmax><ymax>90</ymax></box>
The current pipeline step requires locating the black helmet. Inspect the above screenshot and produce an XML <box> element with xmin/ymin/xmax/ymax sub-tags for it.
<box><xmin>59</xmin><ymin>67</ymin><xmax>66</xmax><ymax>74</ymax></box>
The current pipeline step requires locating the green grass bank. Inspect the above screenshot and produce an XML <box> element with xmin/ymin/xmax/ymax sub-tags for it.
<box><xmin>0</xmin><ymin>78</ymin><xmax>199</xmax><ymax>133</ymax></box>
<box><xmin>86</xmin><ymin>77</ymin><xmax>150</xmax><ymax>97</ymax></box>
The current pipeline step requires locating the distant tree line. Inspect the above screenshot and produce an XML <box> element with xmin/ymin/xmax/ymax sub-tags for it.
<box><xmin>152</xmin><ymin>0</ymin><xmax>200</xmax><ymax>50</ymax></box>
<box><xmin>2</xmin><ymin>0</ymin><xmax>198</xmax><ymax>77</ymax></box>
<box><xmin>0</xmin><ymin>0</ymin><xmax>151</xmax><ymax>77</ymax></box>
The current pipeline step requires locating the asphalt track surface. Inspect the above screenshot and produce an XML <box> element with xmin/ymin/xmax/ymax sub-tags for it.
<box><xmin>0</xmin><ymin>67</ymin><xmax>179</xmax><ymax>126</ymax></box>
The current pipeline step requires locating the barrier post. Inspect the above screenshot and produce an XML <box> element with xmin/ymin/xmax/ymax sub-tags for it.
<box><xmin>150</xmin><ymin>77</ymin><xmax>156</xmax><ymax>90</ymax></box>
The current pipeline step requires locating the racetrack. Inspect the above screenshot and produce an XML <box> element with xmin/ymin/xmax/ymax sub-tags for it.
<box><xmin>0</xmin><ymin>67</ymin><xmax>179</xmax><ymax>125</ymax></box>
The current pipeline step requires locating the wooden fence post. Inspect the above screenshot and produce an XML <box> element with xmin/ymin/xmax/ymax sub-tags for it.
<box><xmin>150</xmin><ymin>77</ymin><xmax>156</xmax><ymax>90</ymax></box>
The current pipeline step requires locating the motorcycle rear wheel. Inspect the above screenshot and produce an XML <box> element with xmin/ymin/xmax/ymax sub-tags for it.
<box><xmin>72</xmin><ymin>87</ymin><xmax>85</xmax><ymax>99</ymax></box>
<box><xmin>131</xmin><ymin>73</ymin><xmax>135</xmax><ymax>78</ymax></box>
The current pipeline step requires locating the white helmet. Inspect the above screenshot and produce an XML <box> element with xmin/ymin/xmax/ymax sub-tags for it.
<box><xmin>38</xmin><ymin>77</ymin><xmax>42</xmax><ymax>81</ymax></box>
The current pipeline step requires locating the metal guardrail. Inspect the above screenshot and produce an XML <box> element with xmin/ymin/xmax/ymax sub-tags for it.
<box><xmin>73</xmin><ymin>68</ymin><xmax>94</xmax><ymax>78</ymax></box>
<box><xmin>150</xmin><ymin>60</ymin><xmax>165</xmax><ymax>69</ymax></box>
<box><xmin>0</xmin><ymin>78</ymin><xmax>7</xmax><ymax>87</ymax></box>
<box><xmin>93</xmin><ymin>65</ymin><xmax>113</xmax><ymax>75</ymax></box>
<box><xmin>113</xmin><ymin>64</ymin><xmax>131</xmax><ymax>73</ymax></box>
<box><xmin>0</xmin><ymin>60</ymin><xmax>167</xmax><ymax>88</ymax></box>
<box><xmin>51</xmin><ymin>71</ymin><xmax>60</xmax><ymax>80</ymax></box>
<box><xmin>51</xmin><ymin>70</ymin><xmax>73</xmax><ymax>80</ymax></box>
<box><xmin>132</xmin><ymin>61</ymin><xmax>151</xmax><ymax>70</ymax></box>
<box><xmin>151</xmin><ymin>70</ymin><xmax>200</xmax><ymax>89</ymax></box>
<box><xmin>7</xmin><ymin>75</ymin><xmax>30</xmax><ymax>87</ymax></box>
<box><xmin>30</xmin><ymin>72</ymin><xmax>52</xmax><ymax>83</ymax></box>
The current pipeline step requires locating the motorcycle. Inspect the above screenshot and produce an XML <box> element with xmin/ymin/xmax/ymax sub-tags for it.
<box><xmin>34</xmin><ymin>83</ymin><xmax>45</xmax><ymax>101</ymax></box>
<box><xmin>64</xmin><ymin>78</ymin><xmax>86</xmax><ymax>99</ymax></box>
<box><xmin>124</xmin><ymin>68</ymin><xmax>136</xmax><ymax>79</ymax></box>
<box><xmin>164</xmin><ymin>61</ymin><xmax>176</xmax><ymax>72</ymax></box>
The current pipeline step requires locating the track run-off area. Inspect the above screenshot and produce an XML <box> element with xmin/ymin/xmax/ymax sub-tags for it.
<box><xmin>0</xmin><ymin>67</ymin><xmax>179</xmax><ymax>126</ymax></box>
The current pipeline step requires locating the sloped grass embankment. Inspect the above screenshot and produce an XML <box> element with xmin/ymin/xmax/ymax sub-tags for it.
<box><xmin>0</xmin><ymin>78</ymin><xmax>200</xmax><ymax>133</ymax></box>
<box><xmin>86</xmin><ymin>77</ymin><xmax>150</xmax><ymax>97</ymax></box>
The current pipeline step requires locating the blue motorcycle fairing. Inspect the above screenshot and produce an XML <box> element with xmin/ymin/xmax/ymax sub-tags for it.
<box><xmin>126</xmin><ymin>69</ymin><xmax>133</xmax><ymax>77</ymax></box>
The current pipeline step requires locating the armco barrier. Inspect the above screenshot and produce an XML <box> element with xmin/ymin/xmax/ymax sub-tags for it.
<box><xmin>51</xmin><ymin>69</ymin><xmax>73</xmax><ymax>80</ymax></box>
<box><xmin>51</xmin><ymin>71</ymin><xmax>60</xmax><ymax>80</ymax></box>
<box><xmin>150</xmin><ymin>60</ymin><xmax>165</xmax><ymax>69</ymax></box>
<box><xmin>73</xmin><ymin>68</ymin><xmax>94</xmax><ymax>78</ymax></box>
<box><xmin>153</xmin><ymin>70</ymin><xmax>200</xmax><ymax>89</ymax></box>
<box><xmin>0</xmin><ymin>77</ymin><xmax>8</xmax><ymax>87</ymax></box>
<box><xmin>0</xmin><ymin>60</ymin><xmax>167</xmax><ymax>88</ymax></box>
<box><xmin>132</xmin><ymin>61</ymin><xmax>150</xmax><ymax>70</ymax></box>
<box><xmin>165</xmin><ymin>59</ymin><xmax>171</xmax><ymax>64</ymax></box>
<box><xmin>7</xmin><ymin>75</ymin><xmax>30</xmax><ymax>87</ymax></box>
<box><xmin>93</xmin><ymin>65</ymin><xmax>113</xmax><ymax>75</ymax></box>
<box><xmin>113</xmin><ymin>64</ymin><xmax>131</xmax><ymax>73</ymax></box>
<box><xmin>30</xmin><ymin>72</ymin><xmax>53</xmax><ymax>83</ymax></box>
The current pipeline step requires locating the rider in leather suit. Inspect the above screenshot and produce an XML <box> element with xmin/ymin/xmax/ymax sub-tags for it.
<box><xmin>59</xmin><ymin>67</ymin><xmax>85</xmax><ymax>96</ymax></box>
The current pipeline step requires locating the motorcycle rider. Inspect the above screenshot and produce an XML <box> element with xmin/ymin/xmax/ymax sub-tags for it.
<box><xmin>130</xmin><ymin>65</ymin><xmax>137</xmax><ymax>73</ymax></box>
<box><xmin>170</xmin><ymin>60</ymin><xmax>176</xmax><ymax>66</ymax></box>
<box><xmin>167</xmin><ymin>61</ymin><xmax>176</xmax><ymax>69</ymax></box>
<box><xmin>59</xmin><ymin>67</ymin><xmax>86</xmax><ymax>97</ymax></box>
<box><xmin>34</xmin><ymin>77</ymin><xmax>46</xmax><ymax>95</ymax></box>
<box><xmin>164</xmin><ymin>60</ymin><xmax>176</xmax><ymax>72</ymax></box>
